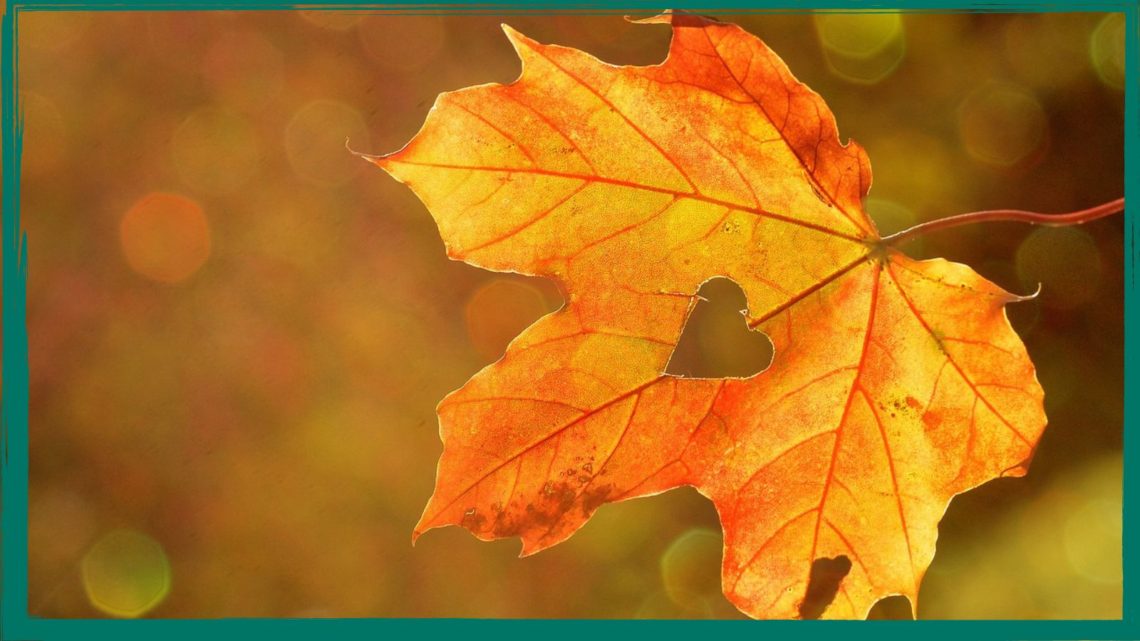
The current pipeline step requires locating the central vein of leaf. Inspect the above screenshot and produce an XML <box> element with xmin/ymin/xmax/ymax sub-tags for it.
<box><xmin>808</xmin><ymin>262</ymin><xmax>882</xmax><ymax>580</ymax></box>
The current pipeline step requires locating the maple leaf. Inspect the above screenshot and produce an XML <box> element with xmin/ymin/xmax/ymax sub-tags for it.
<box><xmin>367</xmin><ymin>13</ymin><xmax>1047</xmax><ymax>619</ymax></box>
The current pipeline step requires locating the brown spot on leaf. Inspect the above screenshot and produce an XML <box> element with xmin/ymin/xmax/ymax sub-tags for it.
<box><xmin>460</xmin><ymin>507</ymin><xmax>487</xmax><ymax>532</ymax></box>
<box><xmin>522</xmin><ymin>481</ymin><xmax>578</xmax><ymax>532</ymax></box>
<box><xmin>798</xmin><ymin>555</ymin><xmax>852</xmax><ymax>619</ymax></box>
<box><xmin>493</xmin><ymin>512</ymin><xmax>522</xmax><ymax>538</ymax></box>
<box><xmin>582</xmin><ymin>483</ymin><xmax>614</xmax><ymax>515</ymax></box>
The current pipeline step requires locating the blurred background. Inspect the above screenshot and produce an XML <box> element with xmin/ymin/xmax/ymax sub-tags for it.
<box><xmin>15</xmin><ymin>10</ymin><xmax>1124</xmax><ymax>619</ymax></box>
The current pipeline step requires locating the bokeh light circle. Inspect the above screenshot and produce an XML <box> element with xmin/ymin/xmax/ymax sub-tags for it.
<box><xmin>815</xmin><ymin>12</ymin><xmax>902</xmax><ymax>58</ymax></box>
<box><xmin>957</xmin><ymin>83</ymin><xmax>1047</xmax><ymax>167</ymax></box>
<box><xmin>1015</xmin><ymin>226</ymin><xmax>1103</xmax><ymax>309</ymax></box>
<box><xmin>660</xmin><ymin>528</ymin><xmax>722</xmax><ymax>607</ymax></box>
<box><xmin>464</xmin><ymin>278</ymin><xmax>552</xmax><ymax>361</ymax></box>
<box><xmin>120</xmin><ymin>192</ymin><xmax>211</xmax><ymax>284</ymax></box>
<box><xmin>1089</xmin><ymin>14</ymin><xmax>1125</xmax><ymax>91</ymax></box>
<box><xmin>814</xmin><ymin>12</ymin><xmax>906</xmax><ymax>84</ymax></box>
<box><xmin>81</xmin><ymin>529</ymin><xmax>172</xmax><ymax>618</ymax></box>
<box><xmin>171</xmin><ymin>107</ymin><xmax>261</xmax><ymax>195</ymax></box>
<box><xmin>1063</xmin><ymin>497</ymin><xmax>1122</xmax><ymax>585</ymax></box>
<box><xmin>285</xmin><ymin>99</ymin><xmax>371</xmax><ymax>188</ymax></box>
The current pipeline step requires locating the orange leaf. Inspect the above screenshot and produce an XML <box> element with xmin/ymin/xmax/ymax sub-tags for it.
<box><xmin>369</xmin><ymin>12</ymin><xmax>1046</xmax><ymax>619</ymax></box>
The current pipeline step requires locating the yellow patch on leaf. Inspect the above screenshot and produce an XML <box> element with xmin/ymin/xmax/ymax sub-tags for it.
<box><xmin>369</xmin><ymin>12</ymin><xmax>1045</xmax><ymax>619</ymax></box>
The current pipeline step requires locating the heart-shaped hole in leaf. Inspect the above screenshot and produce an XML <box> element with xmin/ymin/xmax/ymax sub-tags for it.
<box><xmin>665</xmin><ymin>277</ymin><xmax>774</xmax><ymax>379</ymax></box>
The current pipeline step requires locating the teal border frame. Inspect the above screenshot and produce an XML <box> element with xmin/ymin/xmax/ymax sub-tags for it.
<box><xmin>2</xmin><ymin>1</ymin><xmax>1136</xmax><ymax>638</ymax></box>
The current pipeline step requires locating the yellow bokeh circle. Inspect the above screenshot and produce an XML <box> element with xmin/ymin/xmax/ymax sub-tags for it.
<box><xmin>660</xmin><ymin>528</ymin><xmax>723</xmax><ymax>607</ymax></box>
<box><xmin>1063</xmin><ymin>497</ymin><xmax>1122</xmax><ymax>585</ymax></box>
<box><xmin>815</xmin><ymin>12</ymin><xmax>903</xmax><ymax>58</ymax></box>
<box><xmin>814</xmin><ymin>12</ymin><xmax>906</xmax><ymax>84</ymax></box>
<box><xmin>81</xmin><ymin>529</ymin><xmax>172</xmax><ymax>618</ymax></box>
<box><xmin>1089</xmin><ymin>14</ymin><xmax>1126</xmax><ymax>91</ymax></box>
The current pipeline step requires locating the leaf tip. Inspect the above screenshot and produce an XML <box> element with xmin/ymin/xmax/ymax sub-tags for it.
<box><xmin>345</xmin><ymin>136</ymin><xmax>388</xmax><ymax>168</ymax></box>
<box><xmin>625</xmin><ymin>10</ymin><xmax>673</xmax><ymax>25</ymax></box>
<box><xmin>517</xmin><ymin>538</ymin><xmax>542</xmax><ymax>559</ymax></box>
<box><xmin>500</xmin><ymin>22</ymin><xmax>535</xmax><ymax>54</ymax></box>
<box><xmin>628</xmin><ymin>9</ymin><xmax>722</xmax><ymax>28</ymax></box>
<box><xmin>1011</xmin><ymin>281</ymin><xmax>1043</xmax><ymax>303</ymax></box>
<box><xmin>412</xmin><ymin>506</ymin><xmax>439</xmax><ymax>547</ymax></box>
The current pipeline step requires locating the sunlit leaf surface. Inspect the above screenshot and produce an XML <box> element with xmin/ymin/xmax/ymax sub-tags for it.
<box><xmin>374</xmin><ymin>13</ymin><xmax>1048</xmax><ymax>619</ymax></box>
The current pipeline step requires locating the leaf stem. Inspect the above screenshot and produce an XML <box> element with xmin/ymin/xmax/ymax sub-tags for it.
<box><xmin>881</xmin><ymin>197</ymin><xmax>1125</xmax><ymax>247</ymax></box>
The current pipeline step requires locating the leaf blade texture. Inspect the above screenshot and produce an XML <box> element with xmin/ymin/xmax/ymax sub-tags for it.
<box><xmin>371</xmin><ymin>12</ymin><xmax>1046</xmax><ymax>619</ymax></box>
